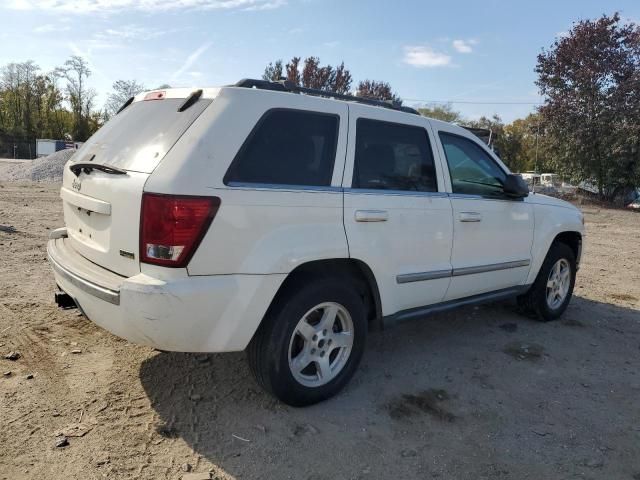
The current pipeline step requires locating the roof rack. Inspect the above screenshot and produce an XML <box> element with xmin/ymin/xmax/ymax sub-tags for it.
<box><xmin>234</xmin><ymin>78</ymin><xmax>420</xmax><ymax>115</ymax></box>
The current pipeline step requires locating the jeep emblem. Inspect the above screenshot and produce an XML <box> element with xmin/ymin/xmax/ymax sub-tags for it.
<box><xmin>72</xmin><ymin>179</ymin><xmax>81</xmax><ymax>191</ymax></box>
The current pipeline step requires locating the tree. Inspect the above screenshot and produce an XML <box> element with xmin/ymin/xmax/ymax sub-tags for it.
<box><xmin>536</xmin><ymin>13</ymin><xmax>640</xmax><ymax>199</ymax></box>
<box><xmin>104</xmin><ymin>79</ymin><xmax>146</xmax><ymax>119</ymax></box>
<box><xmin>55</xmin><ymin>56</ymin><xmax>96</xmax><ymax>141</ymax></box>
<box><xmin>418</xmin><ymin>103</ymin><xmax>463</xmax><ymax>123</ymax></box>
<box><xmin>262</xmin><ymin>56</ymin><xmax>352</xmax><ymax>93</ymax></box>
<box><xmin>356</xmin><ymin>80</ymin><xmax>401</xmax><ymax>103</ymax></box>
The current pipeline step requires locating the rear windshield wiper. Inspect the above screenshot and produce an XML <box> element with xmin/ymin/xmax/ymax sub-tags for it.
<box><xmin>70</xmin><ymin>163</ymin><xmax>127</xmax><ymax>177</ymax></box>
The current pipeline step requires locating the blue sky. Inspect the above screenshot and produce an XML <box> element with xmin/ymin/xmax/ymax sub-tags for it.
<box><xmin>0</xmin><ymin>0</ymin><xmax>637</xmax><ymax>122</ymax></box>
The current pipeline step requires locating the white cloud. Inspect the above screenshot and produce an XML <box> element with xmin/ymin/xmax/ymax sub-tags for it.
<box><xmin>452</xmin><ymin>39</ymin><xmax>476</xmax><ymax>54</ymax></box>
<box><xmin>5</xmin><ymin>0</ymin><xmax>286</xmax><ymax>14</ymax></box>
<box><xmin>170</xmin><ymin>42</ymin><xmax>213</xmax><ymax>81</ymax></box>
<box><xmin>94</xmin><ymin>25</ymin><xmax>169</xmax><ymax>41</ymax></box>
<box><xmin>403</xmin><ymin>46</ymin><xmax>451</xmax><ymax>68</ymax></box>
<box><xmin>34</xmin><ymin>23</ymin><xmax>70</xmax><ymax>33</ymax></box>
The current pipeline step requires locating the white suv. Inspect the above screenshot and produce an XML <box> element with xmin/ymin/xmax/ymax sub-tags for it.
<box><xmin>47</xmin><ymin>79</ymin><xmax>584</xmax><ymax>406</ymax></box>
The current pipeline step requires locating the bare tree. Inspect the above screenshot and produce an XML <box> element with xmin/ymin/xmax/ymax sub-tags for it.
<box><xmin>56</xmin><ymin>56</ymin><xmax>95</xmax><ymax>141</ymax></box>
<box><xmin>104</xmin><ymin>79</ymin><xmax>146</xmax><ymax>119</ymax></box>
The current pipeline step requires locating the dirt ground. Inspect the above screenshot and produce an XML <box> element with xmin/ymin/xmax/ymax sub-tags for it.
<box><xmin>1</xmin><ymin>182</ymin><xmax>639</xmax><ymax>480</ymax></box>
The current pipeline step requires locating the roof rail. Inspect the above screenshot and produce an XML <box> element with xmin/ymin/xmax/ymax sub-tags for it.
<box><xmin>234</xmin><ymin>78</ymin><xmax>420</xmax><ymax>115</ymax></box>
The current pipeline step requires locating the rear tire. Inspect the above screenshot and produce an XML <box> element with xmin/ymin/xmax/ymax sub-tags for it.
<box><xmin>517</xmin><ymin>242</ymin><xmax>576</xmax><ymax>322</ymax></box>
<box><xmin>247</xmin><ymin>277</ymin><xmax>367</xmax><ymax>406</ymax></box>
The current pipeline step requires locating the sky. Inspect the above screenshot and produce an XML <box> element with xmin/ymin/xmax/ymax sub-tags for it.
<box><xmin>0</xmin><ymin>0</ymin><xmax>638</xmax><ymax>123</ymax></box>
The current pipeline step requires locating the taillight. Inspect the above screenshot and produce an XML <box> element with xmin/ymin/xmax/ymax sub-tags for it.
<box><xmin>140</xmin><ymin>193</ymin><xmax>220</xmax><ymax>268</ymax></box>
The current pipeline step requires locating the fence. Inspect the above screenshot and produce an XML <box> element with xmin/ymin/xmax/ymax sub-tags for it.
<box><xmin>0</xmin><ymin>134</ymin><xmax>36</xmax><ymax>159</ymax></box>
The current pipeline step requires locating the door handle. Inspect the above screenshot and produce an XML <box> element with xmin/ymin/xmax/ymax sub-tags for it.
<box><xmin>355</xmin><ymin>210</ymin><xmax>388</xmax><ymax>222</ymax></box>
<box><xmin>458</xmin><ymin>211</ymin><xmax>482</xmax><ymax>222</ymax></box>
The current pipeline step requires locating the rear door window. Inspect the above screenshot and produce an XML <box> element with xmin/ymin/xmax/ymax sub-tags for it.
<box><xmin>352</xmin><ymin>118</ymin><xmax>438</xmax><ymax>192</ymax></box>
<box><xmin>74</xmin><ymin>98</ymin><xmax>211</xmax><ymax>173</ymax></box>
<box><xmin>224</xmin><ymin>109</ymin><xmax>339</xmax><ymax>187</ymax></box>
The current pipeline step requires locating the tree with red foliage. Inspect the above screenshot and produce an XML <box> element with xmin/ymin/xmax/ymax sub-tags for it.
<box><xmin>536</xmin><ymin>13</ymin><xmax>640</xmax><ymax>199</ymax></box>
<box><xmin>263</xmin><ymin>56</ymin><xmax>352</xmax><ymax>94</ymax></box>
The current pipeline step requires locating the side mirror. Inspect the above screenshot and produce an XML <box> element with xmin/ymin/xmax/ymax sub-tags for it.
<box><xmin>503</xmin><ymin>174</ymin><xmax>529</xmax><ymax>198</ymax></box>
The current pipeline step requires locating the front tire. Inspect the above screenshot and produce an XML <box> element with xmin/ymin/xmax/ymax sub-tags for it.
<box><xmin>247</xmin><ymin>277</ymin><xmax>367</xmax><ymax>406</ymax></box>
<box><xmin>518</xmin><ymin>242</ymin><xmax>576</xmax><ymax>321</ymax></box>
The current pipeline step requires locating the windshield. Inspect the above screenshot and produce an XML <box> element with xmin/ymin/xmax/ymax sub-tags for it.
<box><xmin>71</xmin><ymin>98</ymin><xmax>211</xmax><ymax>174</ymax></box>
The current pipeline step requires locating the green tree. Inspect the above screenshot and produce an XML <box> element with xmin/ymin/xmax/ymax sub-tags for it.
<box><xmin>536</xmin><ymin>13</ymin><xmax>640</xmax><ymax>199</ymax></box>
<box><xmin>417</xmin><ymin>103</ymin><xmax>463</xmax><ymax>123</ymax></box>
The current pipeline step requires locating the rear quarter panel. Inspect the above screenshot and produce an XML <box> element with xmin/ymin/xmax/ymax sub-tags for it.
<box><xmin>145</xmin><ymin>88</ymin><xmax>350</xmax><ymax>275</ymax></box>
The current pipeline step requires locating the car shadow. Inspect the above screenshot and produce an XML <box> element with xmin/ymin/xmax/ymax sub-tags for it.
<box><xmin>139</xmin><ymin>295</ymin><xmax>640</xmax><ymax>479</ymax></box>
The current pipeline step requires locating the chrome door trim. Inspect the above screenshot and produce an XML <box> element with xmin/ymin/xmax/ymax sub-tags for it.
<box><xmin>225</xmin><ymin>182</ymin><xmax>343</xmax><ymax>193</ymax></box>
<box><xmin>396</xmin><ymin>269</ymin><xmax>452</xmax><ymax>284</ymax></box>
<box><xmin>396</xmin><ymin>259</ymin><xmax>530</xmax><ymax>284</ymax></box>
<box><xmin>345</xmin><ymin>188</ymin><xmax>449</xmax><ymax>198</ymax></box>
<box><xmin>452</xmin><ymin>259</ymin><xmax>530</xmax><ymax>277</ymax></box>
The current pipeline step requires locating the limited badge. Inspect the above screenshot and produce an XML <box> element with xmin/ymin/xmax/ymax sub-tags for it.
<box><xmin>119</xmin><ymin>250</ymin><xmax>135</xmax><ymax>260</ymax></box>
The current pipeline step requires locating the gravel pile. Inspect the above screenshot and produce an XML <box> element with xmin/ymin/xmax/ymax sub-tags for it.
<box><xmin>0</xmin><ymin>149</ymin><xmax>77</xmax><ymax>182</ymax></box>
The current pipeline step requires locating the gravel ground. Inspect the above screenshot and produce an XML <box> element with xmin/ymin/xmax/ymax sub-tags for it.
<box><xmin>0</xmin><ymin>182</ymin><xmax>639</xmax><ymax>480</ymax></box>
<box><xmin>0</xmin><ymin>149</ymin><xmax>76</xmax><ymax>182</ymax></box>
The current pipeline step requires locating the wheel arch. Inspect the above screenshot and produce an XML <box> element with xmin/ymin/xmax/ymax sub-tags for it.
<box><xmin>552</xmin><ymin>231</ymin><xmax>582</xmax><ymax>267</ymax></box>
<box><xmin>258</xmin><ymin>258</ymin><xmax>383</xmax><ymax>335</ymax></box>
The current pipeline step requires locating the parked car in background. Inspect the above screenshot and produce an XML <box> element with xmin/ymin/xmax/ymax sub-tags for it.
<box><xmin>47</xmin><ymin>80</ymin><xmax>585</xmax><ymax>406</ymax></box>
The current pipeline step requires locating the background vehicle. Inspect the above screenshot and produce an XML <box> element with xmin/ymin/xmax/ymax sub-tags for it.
<box><xmin>47</xmin><ymin>80</ymin><xmax>584</xmax><ymax>406</ymax></box>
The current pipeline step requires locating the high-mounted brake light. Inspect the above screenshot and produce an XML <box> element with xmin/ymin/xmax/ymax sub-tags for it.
<box><xmin>140</xmin><ymin>193</ymin><xmax>220</xmax><ymax>268</ymax></box>
<box><xmin>144</xmin><ymin>91</ymin><xmax>166</xmax><ymax>101</ymax></box>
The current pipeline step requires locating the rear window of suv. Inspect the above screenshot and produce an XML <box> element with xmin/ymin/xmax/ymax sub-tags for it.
<box><xmin>72</xmin><ymin>98</ymin><xmax>211</xmax><ymax>174</ymax></box>
<box><xmin>224</xmin><ymin>109</ymin><xmax>339</xmax><ymax>187</ymax></box>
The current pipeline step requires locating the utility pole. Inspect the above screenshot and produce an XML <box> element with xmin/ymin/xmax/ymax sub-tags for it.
<box><xmin>535</xmin><ymin>121</ymin><xmax>540</xmax><ymax>173</ymax></box>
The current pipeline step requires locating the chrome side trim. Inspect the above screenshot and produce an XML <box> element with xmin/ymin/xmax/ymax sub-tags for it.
<box><xmin>225</xmin><ymin>182</ymin><xmax>343</xmax><ymax>193</ymax></box>
<box><xmin>48</xmin><ymin>249</ymin><xmax>120</xmax><ymax>305</ymax></box>
<box><xmin>345</xmin><ymin>188</ymin><xmax>448</xmax><ymax>198</ymax></box>
<box><xmin>396</xmin><ymin>259</ymin><xmax>530</xmax><ymax>284</ymax></box>
<box><xmin>448</xmin><ymin>193</ymin><xmax>525</xmax><ymax>202</ymax></box>
<box><xmin>49</xmin><ymin>227</ymin><xmax>68</xmax><ymax>240</ymax></box>
<box><xmin>396</xmin><ymin>269</ymin><xmax>451</xmax><ymax>284</ymax></box>
<box><xmin>452</xmin><ymin>259</ymin><xmax>530</xmax><ymax>277</ymax></box>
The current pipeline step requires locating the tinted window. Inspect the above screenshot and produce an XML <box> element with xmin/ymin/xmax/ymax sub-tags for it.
<box><xmin>439</xmin><ymin>132</ymin><xmax>507</xmax><ymax>196</ymax></box>
<box><xmin>225</xmin><ymin>109</ymin><xmax>339</xmax><ymax>186</ymax></box>
<box><xmin>353</xmin><ymin>119</ymin><xmax>437</xmax><ymax>192</ymax></box>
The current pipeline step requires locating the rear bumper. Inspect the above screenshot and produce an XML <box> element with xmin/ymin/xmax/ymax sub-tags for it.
<box><xmin>47</xmin><ymin>237</ymin><xmax>285</xmax><ymax>352</ymax></box>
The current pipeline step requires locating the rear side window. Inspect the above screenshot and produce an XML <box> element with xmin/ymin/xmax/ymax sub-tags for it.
<box><xmin>352</xmin><ymin>119</ymin><xmax>437</xmax><ymax>192</ymax></box>
<box><xmin>224</xmin><ymin>109</ymin><xmax>339</xmax><ymax>187</ymax></box>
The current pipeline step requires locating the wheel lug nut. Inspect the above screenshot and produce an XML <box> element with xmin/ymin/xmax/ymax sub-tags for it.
<box><xmin>323</xmin><ymin>329</ymin><xmax>327</xmax><ymax>335</ymax></box>
<box><xmin>312</xmin><ymin>334</ymin><xmax>317</xmax><ymax>341</ymax></box>
<box><xmin>311</xmin><ymin>348</ymin><xmax>316</xmax><ymax>354</ymax></box>
<box><xmin>320</xmin><ymin>351</ymin><xmax>325</xmax><ymax>357</ymax></box>
<box><xmin>328</xmin><ymin>339</ymin><xmax>332</xmax><ymax>345</ymax></box>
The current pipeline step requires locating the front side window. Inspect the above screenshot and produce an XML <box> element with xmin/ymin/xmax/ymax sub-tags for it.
<box><xmin>439</xmin><ymin>132</ymin><xmax>506</xmax><ymax>196</ymax></box>
<box><xmin>224</xmin><ymin>109</ymin><xmax>339</xmax><ymax>187</ymax></box>
<box><xmin>352</xmin><ymin>119</ymin><xmax>438</xmax><ymax>192</ymax></box>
